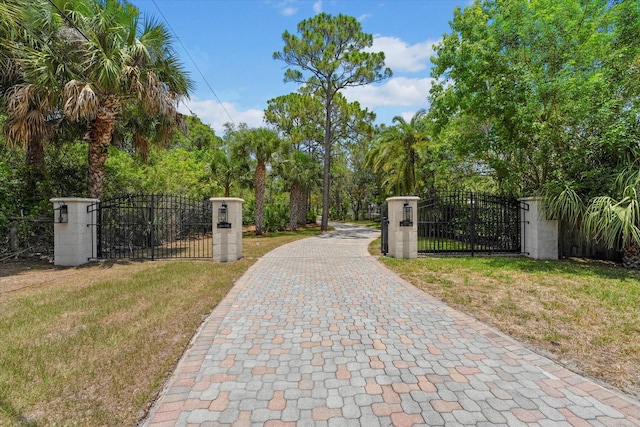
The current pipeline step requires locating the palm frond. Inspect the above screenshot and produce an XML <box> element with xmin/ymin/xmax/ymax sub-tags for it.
<box><xmin>63</xmin><ymin>80</ymin><xmax>98</xmax><ymax>121</ymax></box>
<box><xmin>542</xmin><ymin>185</ymin><xmax>584</xmax><ymax>226</ymax></box>
<box><xmin>4</xmin><ymin>83</ymin><xmax>52</xmax><ymax>146</ymax></box>
<box><xmin>584</xmin><ymin>187</ymin><xmax>640</xmax><ymax>250</ymax></box>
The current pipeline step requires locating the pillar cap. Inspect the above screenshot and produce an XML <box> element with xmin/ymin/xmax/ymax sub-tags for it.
<box><xmin>50</xmin><ymin>197</ymin><xmax>100</xmax><ymax>203</ymax></box>
<box><xmin>386</xmin><ymin>196</ymin><xmax>420</xmax><ymax>202</ymax></box>
<box><xmin>518</xmin><ymin>196</ymin><xmax>543</xmax><ymax>202</ymax></box>
<box><xmin>210</xmin><ymin>197</ymin><xmax>244</xmax><ymax>203</ymax></box>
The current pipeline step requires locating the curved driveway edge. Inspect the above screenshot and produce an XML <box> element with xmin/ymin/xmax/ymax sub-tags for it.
<box><xmin>143</xmin><ymin>223</ymin><xmax>640</xmax><ymax>426</ymax></box>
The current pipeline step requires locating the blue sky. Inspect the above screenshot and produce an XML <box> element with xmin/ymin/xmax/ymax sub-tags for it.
<box><xmin>133</xmin><ymin>0</ymin><xmax>469</xmax><ymax>133</ymax></box>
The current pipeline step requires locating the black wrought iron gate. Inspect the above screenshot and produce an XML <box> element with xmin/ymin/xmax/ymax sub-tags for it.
<box><xmin>380</xmin><ymin>205</ymin><xmax>389</xmax><ymax>255</ymax></box>
<box><xmin>417</xmin><ymin>191</ymin><xmax>523</xmax><ymax>255</ymax></box>
<box><xmin>89</xmin><ymin>194</ymin><xmax>213</xmax><ymax>260</ymax></box>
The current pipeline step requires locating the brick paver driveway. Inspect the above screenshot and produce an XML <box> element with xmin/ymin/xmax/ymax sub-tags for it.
<box><xmin>144</xmin><ymin>223</ymin><xmax>640</xmax><ymax>426</ymax></box>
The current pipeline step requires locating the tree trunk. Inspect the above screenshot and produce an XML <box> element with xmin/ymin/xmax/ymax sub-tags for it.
<box><xmin>25</xmin><ymin>133</ymin><xmax>45</xmax><ymax>202</ymax></box>
<box><xmin>623</xmin><ymin>241</ymin><xmax>640</xmax><ymax>269</ymax></box>
<box><xmin>321</xmin><ymin>96</ymin><xmax>332</xmax><ymax>231</ymax></box>
<box><xmin>297</xmin><ymin>187</ymin><xmax>307</xmax><ymax>226</ymax></box>
<box><xmin>289</xmin><ymin>181</ymin><xmax>301</xmax><ymax>232</ymax></box>
<box><xmin>408</xmin><ymin>146</ymin><xmax>416</xmax><ymax>194</ymax></box>
<box><xmin>354</xmin><ymin>199</ymin><xmax>361</xmax><ymax>221</ymax></box>
<box><xmin>254</xmin><ymin>160</ymin><xmax>266</xmax><ymax>235</ymax></box>
<box><xmin>87</xmin><ymin>101</ymin><xmax>118</xmax><ymax>199</ymax></box>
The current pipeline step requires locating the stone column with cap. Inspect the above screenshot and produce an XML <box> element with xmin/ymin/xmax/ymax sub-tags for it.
<box><xmin>386</xmin><ymin>196</ymin><xmax>420</xmax><ymax>259</ymax></box>
<box><xmin>50</xmin><ymin>197</ymin><xmax>99</xmax><ymax>266</ymax></box>
<box><xmin>211</xmin><ymin>198</ymin><xmax>244</xmax><ymax>262</ymax></box>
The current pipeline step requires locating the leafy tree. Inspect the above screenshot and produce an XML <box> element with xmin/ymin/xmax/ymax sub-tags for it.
<box><xmin>367</xmin><ymin>109</ymin><xmax>430</xmax><ymax>195</ymax></box>
<box><xmin>266</xmin><ymin>89</ymin><xmax>375</xmax><ymax>225</ymax></box>
<box><xmin>429</xmin><ymin>0</ymin><xmax>639</xmax><ymax>197</ymax></box>
<box><xmin>230</xmin><ymin>125</ymin><xmax>282</xmax><ymax>235</ymax></box>
<box><xmin>138</xmin><ymin>147</ymin><xmax>214</xmax><ymax>200</ymax></box>
<box><xmin>173</xmin><ymin>115</ymin><xmax>222</xmax><ymax>151</ymax></box>
<box><xmin>274</xmin><ymin>13</ymin><xmax>391</xmax><ymax>231</ymax></box>
<box><xmin>347</xmin><ymin>136</ymin><xmax>378</xmax><ymax>220</ymax></box>
<box><xmin>265</xmin><ymin>92</ymin><xmax>324</xmax><ymax>155</ymax></box>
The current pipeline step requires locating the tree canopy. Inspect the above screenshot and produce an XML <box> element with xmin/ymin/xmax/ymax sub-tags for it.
<box><xmin>429</xmin><ymin>0</ymin><xmax>640</xmax><ymax>197</ymax></box>
<box><xmin>274</xmin><ymin>13</ymin><xmax>392</xmax><ymax>230</ymax></box>
<box><xmin>2</xmin><ymin>0</ymin><xmax>193</xmax><ymax>199</ymax></box>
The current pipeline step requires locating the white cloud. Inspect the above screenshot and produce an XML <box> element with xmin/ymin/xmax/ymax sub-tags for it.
<box><xmin>400</xmin><ymin>111</ymin><xmax>419</xmax><ymax>122</ymax></box>
<box><xmin>179</xmin><ymin>98</ymin><xmax>265</xmax><ymax>133</ymax></box>
<box><xmin>281</xmin><ymin>6</ymin><xmax>297</xmax><ymax>16</ymax></box>
<box><xmin>313</xmin><ymin>1</ymin><xmax>322</xmax><ymax>13</ymax></box>
<box><xmin>369</xmin><ymin>36</ymin><xmax>439</xmax><ymax>73</ymax></box>
<box><xmin>343</xmin><ymin>76</ymin><xmax>434</xmax><ymax>109</ymax></box>
<box><xmin>357</xmin><ymin>13</ymin><xmax>372</xmax><ymax>22</ymax></box>
<box><xmin>271</xmin><ymin>0</ymin><xmax>298</xmax><ymax>16</ymax></box>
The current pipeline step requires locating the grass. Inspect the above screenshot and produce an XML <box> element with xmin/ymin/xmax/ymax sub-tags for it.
<box><xmin>0</xmin><ymin>227</ymin><xmax>320</xmax><ymax>427</ymax></box>
<box><xmin>376</xmin><ymin>253</ymin><xmax>640</xmax><ymax>398</ymax></box>
<box><xmin>341</xmin><ymin>219</ymin><xmax>381</xmax><ymax>229</ymax></box>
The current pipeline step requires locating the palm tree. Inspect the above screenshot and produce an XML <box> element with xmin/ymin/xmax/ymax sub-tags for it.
<box><xmin>367</xmin><ymin>109</ymin><xmax>430</xmax><ymax>195</ymax></box>
<box><xmin>276</xmin><ymin>149</ymin><xmax>321</xmax><ymax>231</ymax></box>
<box><xmin>0</xmin><ymin>1</ymin><xmax>24</xmax><ymax>87</ymax></box>
<box><xmin>584</xmin><ymin>186</ymin><xmax>640</xmax><ymax>268</ymax></box>
<box><xmin>232</xmin><ymin>126</ymin><xmax>281</xmax><ymax>235</ymax></box>
<box><xmin>1</xmin><ymin>0</ymin><xmax>63</xmax><ymax>195</ymax></box>
<box><xmin>209</xmin><ymin>148</ymin><xmax>249</xmax><ymax>197</ymax></box>
<box><xmin>57</xmin><ymin>0</ymin><xmax>192</xmax><ymax>199</ymax></box>
<box><xmin>544</xmin><ymin>176</ymin><xmax>640</xmax><ymax>269</ymax></box>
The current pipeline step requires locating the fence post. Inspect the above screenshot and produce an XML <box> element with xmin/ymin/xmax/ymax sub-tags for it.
<box><xmin>50</xmin><ymin>197</ymin><xmax>100</xmax><ymax>266</ymax></box>
<box><xmin>385</xmin><ymin>196</ymin><xmax>420</xmax><ymax>259</ymax></box>
<box><xmin>211</xmin><ymin>197</ymin><xmax>244</xmax><ymax>262</ymax></box>
<box><xmin>10</xmin><ymin>224</ymin><xmax>18</xmax><ymax>251</ymax></box>
<box><xmin>518</xmin><ymin>196</ymin><xmax>558</xmax><ymax>260</ymax></box>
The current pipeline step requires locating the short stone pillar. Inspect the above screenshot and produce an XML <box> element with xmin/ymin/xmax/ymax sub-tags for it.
<box><xmin>50</xmin><ymin>197</ymin><xmax>99</xmax><ymax>266</ymax></box>
<box><xmin>386</xmin><ymin>196</ymin><xmax>420</xmax><ymax>259</ymax></box>
<box><xmin>519</xmin><ymin>197</ymin><xmax>559</xmax><ymax>260</ymax></box>
<box><xmin>211</xmin><ymin>198</ymin><xmax>244</xmax><ymax>262</ymax></box>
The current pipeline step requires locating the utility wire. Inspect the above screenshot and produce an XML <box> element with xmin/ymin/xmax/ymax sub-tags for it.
<box><xmin>151</xmin><ymin>0</ymin><xmax>235</xmax><ymax>125</ymax></box>
<box><xmin>46</xmin><ymin>0</ymin><xmax>90</xmax><ymax>42</ymax></box>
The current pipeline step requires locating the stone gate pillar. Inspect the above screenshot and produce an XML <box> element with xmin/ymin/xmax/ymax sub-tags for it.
<box><xmin>386</xmin><ymin>196</ymin><xmax>420</xmax><ymax>259</ymax></box>
<box><xmin>519</xmin><ymin>197</ymin><xmax>559</xmax><ymax>260</ymax></box>
<box><xmin>50</xmin><ymin>197</ymin><xmax>99</xmax><ymax>266</ymax></box>
<box><xmin>211</xmin><ymin>198</ymin><xmax>244</xmax><ymax>262</ymax></box>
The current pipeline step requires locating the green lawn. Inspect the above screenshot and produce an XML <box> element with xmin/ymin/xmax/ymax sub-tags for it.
<box><xmin>342</xmin><ymin>219</ymin><xmax>381</xmax><ymax>229</ymax></box>
<box><xmin>0</xmin><ymin>227</ymin><xmax>320</xmax><ymax>426</ymax></box>
<box><xmin>377</xmin><ymin>254</ymin><xmax>640</xmax><ymax>399</ymax></box>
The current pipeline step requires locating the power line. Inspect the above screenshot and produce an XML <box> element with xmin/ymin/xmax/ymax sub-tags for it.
<box><xmin>46</xmin><ymin>0</ymin><xmax>90</xmax><ymax>42</ymax></box>
<box><xmin>150</xmin><ymin>0</ymin><xmax>235</xmax><ymax>125</ymax></box>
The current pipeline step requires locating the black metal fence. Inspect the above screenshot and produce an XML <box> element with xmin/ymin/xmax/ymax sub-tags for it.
<box><xmin>380</xmin><ymin>205</ymin><xmax>389</xmax><ymax>255</ymax></box>
<box><xmin>89</xmin><ymin>194</ymin><xmax>213</xmax><ymax>260</ymax></box>
<box><xmin>417</xmin><ymin>191</ymin><xmax>523</xmax><ymax>255</ymax></box>
<box><xmin>363</xmin><ymin>203</ymin><xmax>383</xmax><ymax>221</ymax></box>
<box><xmin>559</xmin><ymin>221</ymin><xmax>621</xmax><ymax>261</ymax></box>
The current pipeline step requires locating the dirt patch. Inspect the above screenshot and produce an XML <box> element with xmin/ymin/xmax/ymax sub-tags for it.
<box><xmin>0</xmin><ymin>260</ymin><xmax>152</xmax><ymax>295</ymax></box>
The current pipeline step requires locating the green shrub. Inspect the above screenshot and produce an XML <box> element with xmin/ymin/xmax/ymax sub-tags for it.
<box><xmin>243</xmin><ymin>199</ymin><xmax>255</xmax><ymax>226</ymax></box>
<box><xmin>263</xmin><ymin>203</ymin><xmax>289</xmax><ymax>232</ymax></box>
<box><xmin>307</xmin><ymin>210</ymin><xmax>317</xmax><ymax>225</ymax></box>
